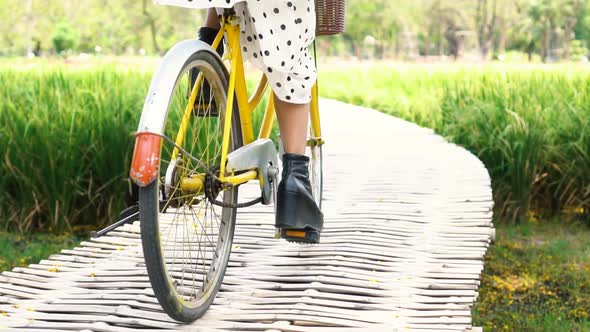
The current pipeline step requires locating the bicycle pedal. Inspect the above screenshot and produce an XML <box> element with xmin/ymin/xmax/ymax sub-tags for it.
<box><xmin>280</xmin><ymin>228</ymin><xmax>320</xmax><ymax>244</ymax></box>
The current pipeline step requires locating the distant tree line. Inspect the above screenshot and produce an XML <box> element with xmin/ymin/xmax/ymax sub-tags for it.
<box><xmin>1</xmin><ymin>0</ymin><xmax>199</xmax><ymax>56</ymax></box>
<box><xmin>339</xmin><ymin>0</ymin><xmax>590</xmax><ymax>61</ymax></box>
<box><xmin>2</xmin><ymin>0</ymin><xmax>589</xmax><ymax>61</ymax></box>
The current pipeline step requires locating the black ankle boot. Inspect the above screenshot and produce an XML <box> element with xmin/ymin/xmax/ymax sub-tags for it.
<box><xmin>190</xmin><ymin>27</ymin><xmax>224</xmax><ymax>116</ymax></box>
<box><xmin>276</xmin><ymin>153</ymin><xmax>323</xmax><ymax>243</ymax></box>
<box><xmin>198</xmin><ymin>27</ymin><xmax>224</xmax><ymax>55</ymax></box>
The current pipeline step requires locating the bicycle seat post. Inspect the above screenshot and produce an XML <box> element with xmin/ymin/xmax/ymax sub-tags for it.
<box><xmin>222</xmin><ymin>7</ymin><xmax>238</xmax><ymax>25</ymax></box>
<box><xmin>223</xmin><ymin>7</ymin><xmax>236</xmax><ymax>17</ymax></box>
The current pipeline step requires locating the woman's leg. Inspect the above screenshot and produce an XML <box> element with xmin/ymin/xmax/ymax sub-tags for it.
<box><xmin>274</xmin><ymin>94</ymin><xmax>309</xmax><ymax>154</ymax></box>
<box><xmin>199</xmin><ymin>9</ymin><xmax>222</xmax><ymax>52</ymax></box>
<box><xmin>274</xmin><ymin>93</ymin><xmax>323</xmax><ymax>244</ymax></box>
<box><xmin>204</xmin><ymin>8</ymin><xmax>220</xmax><ymax>29</ymax></box>
<box><xmin>192</xmin><ymin>9</ymin><xmax>223</xmax><ymax>113</ymax></box>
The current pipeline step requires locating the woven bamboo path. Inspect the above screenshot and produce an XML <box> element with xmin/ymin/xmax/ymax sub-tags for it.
<box><xmin>0</xmin><ymin>99</ymin><xmax>494</xmax><ymax>331</ymax></box>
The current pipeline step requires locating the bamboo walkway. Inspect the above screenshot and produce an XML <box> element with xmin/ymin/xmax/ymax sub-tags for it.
<box><xmin>0</xmin><ymin>100</ymin><xmax>494</xmax><ymax>331</ymax></box>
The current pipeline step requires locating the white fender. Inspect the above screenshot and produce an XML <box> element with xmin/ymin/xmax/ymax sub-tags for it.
<box><xmin>137</xmin><ymin>39</ymin><xmax>219</xmax><ymax>134</ymax></box>
<box><xmin>130</xmin><ymin>40</ymin><xmax>220</xmax><ymax>186</ymax></box>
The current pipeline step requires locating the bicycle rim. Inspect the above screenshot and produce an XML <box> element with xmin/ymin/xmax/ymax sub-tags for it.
<box><xmin>139</xmin><ymin>49</ymin><xmax>242</xmax><ymax>322</ymax></box>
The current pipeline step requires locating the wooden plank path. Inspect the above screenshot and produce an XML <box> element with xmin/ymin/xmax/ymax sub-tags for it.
<box><xmin>0</xmin><ymin>99</ymin><xmax>494</xmax><ymax>331</ymax></box>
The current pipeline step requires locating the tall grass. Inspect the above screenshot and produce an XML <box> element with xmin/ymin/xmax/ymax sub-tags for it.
<box><xmin>0</xmin><ymin>66</ymin><xmax>148</xmax><ymax>233</ymax></box>
<box><xmin>0</xmin><ymin>64</ymin><xmax>277</xmax><ymax>233</ymax></box>
<box><xmin>2</xmin><ymin>63</ymin><xmax>589</xmax><ymax>232</ymax></box>
<box><xmin>320</xmin><ymin>64</ymin><xmax>590</xmax><ymax>222</ymax></box>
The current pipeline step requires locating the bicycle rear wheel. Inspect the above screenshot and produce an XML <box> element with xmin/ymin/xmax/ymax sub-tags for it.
<box><xmin>139</xmin><ymin>49</ymin><xmax>242</xmax><ymax>322</ymax></box>
<box><xmin>308</xmin><ymin>134</ymin><xmax>323</xmax><ymax>210</ymax></box>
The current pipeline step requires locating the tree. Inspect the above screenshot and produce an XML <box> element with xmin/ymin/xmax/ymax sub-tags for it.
<box><xmin>344</xmin><ymin>0</ymin><xmax>390</xmax><ymax>59</ymax></box>
<box><xmin>522</xmin><ymin>0</ymin><xmax>583</xmax><ymax>62</ymax></box>
<box><xmin>2</xmin><ymin>0</ymin><xmax>589</xmax><ymax>60</ymax></box>
<box><xmin>508</xmin><ymin>1</ymin><xmax>543</xmax><ymax>62</ymax></box>
<box><xmin>560</xmin><ymin>0</ymin><xmax>584</xmax><ymax>59</ymax></box>
<box><xmin>476</xmin><ymin>0</ymin><xmax>498</xmax><ymax>59</ymax></box>
<box><xmin>493</xmin><ymin>0</ymin><xmax>525</xmax><ymax>57</ymax></box>
<box><xmin>573</xmin><ymin>1</ymin><xmax>590</xmax><ymax>47</ymax></box>
<box><xmin>51</xmin><ymin>21</ymin><xmax>79</xmax><ymax>55</ymax></box>
<box><xmin>142</xmin><ymin>0</ymin><xmax>161</xmax><ymax>55</ymax></box>
<box><xmin>424</xmin><ymin>1</ymin><xmax>470</xmax><ymax>57</ymax></box>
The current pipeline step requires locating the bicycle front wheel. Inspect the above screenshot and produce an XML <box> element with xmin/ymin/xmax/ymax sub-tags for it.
<box><xmin>139</xmin><ymin>49</ymin><xmax>242</xmax><ymax>322</ymax></box>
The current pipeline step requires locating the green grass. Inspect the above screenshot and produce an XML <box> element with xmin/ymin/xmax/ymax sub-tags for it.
<box><xmin>0</xmin><ymin>63</ymin><xmax>275</xmax><ymax>234</ymax></box>
<box><xmin>0</xmin><ymin>232</ymin><xmax>80</xmax><ymax>272</ymax></box>
<box><xmin>473</xmin><ymin>220</ymin><xmax>590</xmax><ymax>331</ymax></box>
<box><xmin>320</xmin><ymin>64</ymin><xmax>590</xmax><ymax>222</ymax></box>
<box><xmin>0</xmin><ymin>65</ymin><xmax>149</xmax><ymax>233</ymax></box>
<box><xmin>2</xmin><ymin>62</ymin><xmax>590</xmax><ymax>231</ymax></box>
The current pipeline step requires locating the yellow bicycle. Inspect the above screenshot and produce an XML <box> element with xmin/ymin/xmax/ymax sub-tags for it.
<box><xmin>128</xmin><ymin>7</ymin><xmax>324</xmax><ymax>322</ymax></box>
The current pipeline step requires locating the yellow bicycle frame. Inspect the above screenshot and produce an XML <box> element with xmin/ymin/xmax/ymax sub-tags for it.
<box><xmin>178</xmin><ymin>13</ymin><xmax>322</xmax><ymax>192</ymax></box>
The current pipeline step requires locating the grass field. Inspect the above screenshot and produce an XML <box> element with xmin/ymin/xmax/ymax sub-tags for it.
<box><xmin>2</xmin><ymin>62</ymin><xmax>590</xmax><ymax>232</ymax></box>
<box><xmin>0</xmin><ymin>232</ymin><xmax>81</xmax><ymax>272</ymax></box>
<box><xmin>0</xmin><ymin>63</ymin><xmax>590</xmax><ymax>232</ymax></box>
<box><xmin>0</xmin><ymin>62</ymin><xmax>273</xmax><ymax>234</ymax></box>
<box><xmin>319</xmin><ymin>63</ymin><xmax>590</xmax><ymax>223</ymax></box>
<box><xmin>1</xmin><ymin>59</ymin><xmax>590</xmax><ymax>330</ymax></box>
<box><xmin>0</xmin><ymin>66</ymin><xmax>149</xmax><ymax>233</ymax></box>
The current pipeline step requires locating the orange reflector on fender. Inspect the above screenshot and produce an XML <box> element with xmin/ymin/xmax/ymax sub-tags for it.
<box><xmin>129</xmin><ymin>132</ymin><xmax>162</xmax><ymax>187</ymax></box>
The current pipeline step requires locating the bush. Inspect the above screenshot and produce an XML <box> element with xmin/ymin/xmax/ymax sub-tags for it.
<box><xmin>52</xmin><ymin>22</ymin><xmax>79</xmax><ymax>55</ymax></box>
<box><xmin>571</xmin><ymin>40</ymin><xmax>589</xmax><ymax>62</ymax></box>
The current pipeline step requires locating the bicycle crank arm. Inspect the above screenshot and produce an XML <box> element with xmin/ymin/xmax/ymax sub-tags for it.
<box><xmin>226</xmin><ymin>138</ymin><xmax>278</xmax><ymax>205</ymax></box>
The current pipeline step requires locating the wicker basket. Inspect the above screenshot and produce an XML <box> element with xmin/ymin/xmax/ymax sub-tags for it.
<box><xmin>315</xmin><ymin>0</ymin><xmax>345</xmax><ymax>36</ymax></box>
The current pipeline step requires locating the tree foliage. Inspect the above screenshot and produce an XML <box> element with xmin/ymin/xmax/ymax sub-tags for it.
<box><xmin>52</xmin><ymin>22</ymin><xmax>78</xmax><ymax>54</ymax></box>
<box><xmin>1</xmin><ymin>0</ymin><xmax>590</xmax><ymax>61</ymax></box>
<box><xmin>0</xmin><ymin>0</ymin><xmax>200</xmax><ymax>56</ymax></box>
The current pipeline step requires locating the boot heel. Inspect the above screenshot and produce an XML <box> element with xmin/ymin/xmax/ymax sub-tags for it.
<box><xmin>280</xmin><ymin>228</ymin><xmax>320</xmax><ymax>244</ymax></box>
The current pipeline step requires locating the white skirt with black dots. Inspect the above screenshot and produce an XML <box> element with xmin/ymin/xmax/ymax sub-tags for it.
<box><xmin>155</xmin><ymin>0</ymin><xmax>317</xmax><ymax>104</ymax></box>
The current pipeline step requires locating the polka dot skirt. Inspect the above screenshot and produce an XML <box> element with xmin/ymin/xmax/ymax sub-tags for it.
<box><xmin>155</xmin><ymin>0</ymin><xmax>317</xmax><ymax>104</ymax></box>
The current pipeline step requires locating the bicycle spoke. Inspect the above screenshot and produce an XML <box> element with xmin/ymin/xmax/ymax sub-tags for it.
<box><xmin>141</xmin><ymin>54</ymin><xmax>240</xmax><ymax>319</ymax></box>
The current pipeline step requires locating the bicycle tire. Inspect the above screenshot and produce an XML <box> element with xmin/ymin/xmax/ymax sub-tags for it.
<box><xmin>309</xmin><ymin>140</ymin><xmax>323</xmax><ymax>210</ymax></box>
<box><xmin>140</xmin><ymin>48</ymin><xmax>242</xmax><ymax>322</ymax></box>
